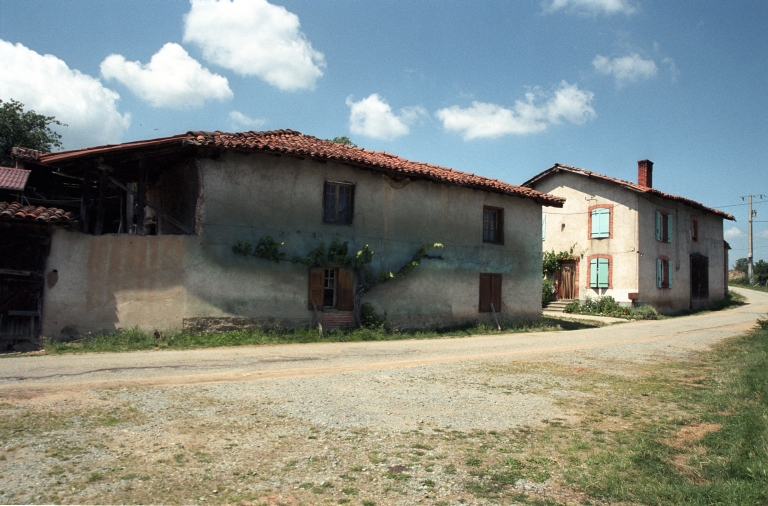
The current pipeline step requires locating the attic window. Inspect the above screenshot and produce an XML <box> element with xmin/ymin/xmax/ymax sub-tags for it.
<box><xmin>323</xmin><ymin>181</ymin><xmax>354</xmax><ymax>225</ymax></box>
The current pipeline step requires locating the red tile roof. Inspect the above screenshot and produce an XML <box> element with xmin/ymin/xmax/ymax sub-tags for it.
<box><xmin>522</xmin><ymin>163</ymin><xmax>735</xmax><ymax>220</ymax></box>
<box><xmin>0</xmin><ymin>166</ymin><xmax>30</xmax><ymax>191</ymax></box>
<box><xmin>0</xmin><ymin>202</ymin><xmax>75</xmax><ymax>223</ymax></box>
<box><xmin>24</xmin><ymin>130</ymin><xmax>564</xmax><ymax>207</ymax></box>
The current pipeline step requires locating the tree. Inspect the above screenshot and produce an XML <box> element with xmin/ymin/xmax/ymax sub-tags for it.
<box><xmin>0</xmin><ymin>99</ymin><xmax>64</xmax><ymax>166</ymax></box>
<box><xmin>329</xmin><ymin>136</ymin><xmax>357</xmax><ymax>147</ymax></box>
<box><xmin>733</xmin><ymin>257</ymin><xmax>749</xmax><ymax>273</ymax></box>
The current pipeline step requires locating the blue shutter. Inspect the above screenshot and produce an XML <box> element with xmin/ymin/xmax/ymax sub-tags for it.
<box><xmin>668</xmin><ymin>261</ymin><xmax>672</xmax><ymax>287</ymax></box>
<box><xmin>667</xmin><ymin>214</ymin><xmax>673</xmax><ymax>243</ymax></box>
<box><xmin>542</xmin><ymin>213</ymin><xmax>546</xmax><ymax>241</ymax></box>
<box><xmin>656</xmin><ymin>259</ymin><xmax>662</xmax><ymax>288</ymax></box>
<box><xmin>592</xmin><ymin>208</ymin><xmax>610</xmax><ymax>238</ymax></box>
<box><xmin>655</xmin><ymin>211</ymin><xmax>662</xmax><ymax>241</ymax></box>
<box><xmin>598</xmin><ymin>258</ymin><xmax>609</xmax><ymax>288</ymax></box>
<box><xmin>590</xmin><ymin>258</ymin><xmax>598</xmax><ymax>287</ymax></box>
<box><xmin>591</xmin><ymin>210</ymin><xmax>600</xmax><ymax>237</ymax></box>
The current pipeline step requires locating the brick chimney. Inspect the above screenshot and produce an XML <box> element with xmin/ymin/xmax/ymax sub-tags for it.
<box><xmin>638</xmin><ymin>159</ymin><xmax>653</xmax><ymax>188</ymax></box>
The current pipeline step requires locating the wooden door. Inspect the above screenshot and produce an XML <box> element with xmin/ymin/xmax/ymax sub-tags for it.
<box><xmin>690</xmin><ymin>255</ymin><xmax>709</xmax><ymax>309</ymax></box>
<box><xmin>557</xmin><ymin>261</ymin><xmax>576</xmax><ymax>300</ymax></box>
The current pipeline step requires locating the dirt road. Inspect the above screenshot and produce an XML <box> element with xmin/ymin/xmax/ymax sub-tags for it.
<box><xmin>1</xmin><ymin>288</ymin><xmax>766</xmax><ymax>505</ymax></box>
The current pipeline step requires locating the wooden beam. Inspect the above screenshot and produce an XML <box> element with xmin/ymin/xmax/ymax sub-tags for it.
<box><xmin>79</xmin><ymin>169</ymin><xmax>93</xmax><ymax>233</ymax></box>
<box><xmin>107</xmin><ymin>176</ymin><xmax>194</xmax><ymax>235</ymax></box>
<box><xmin>93</xmin><ymin>167</ymin><xmax>110</xmax><ymax>235</ymax></box>
<box><xmin>136</xmin><ymin>159</ymin><xmax>147</xmax><ymax>236</ymax></box>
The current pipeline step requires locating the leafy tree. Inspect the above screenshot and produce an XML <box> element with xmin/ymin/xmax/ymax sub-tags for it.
<box><xmin>329</xmin><ymin>136</ymin><xmax>357</xmax><ymax>147</ymax></box>
<box><xmin>0</xmin><ymin>99</ymin><xmax>64</xmax><ymax>166</ymax></box>
<box><xmin>733</xmin><ymin>257</ymin><xmax>749</xmax><ymax>273</ymax></box>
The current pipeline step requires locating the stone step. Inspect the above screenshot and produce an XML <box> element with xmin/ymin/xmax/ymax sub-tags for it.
<box><xmin>544</xmin><ymin>300</ymin><xmax>575</xmax><ymax>312</ymax></box>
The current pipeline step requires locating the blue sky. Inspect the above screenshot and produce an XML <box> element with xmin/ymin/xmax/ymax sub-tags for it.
<box><xmin>1</xmin><ymin>0</ymin><xmax>766</xmax><ymax>264</ymax></box>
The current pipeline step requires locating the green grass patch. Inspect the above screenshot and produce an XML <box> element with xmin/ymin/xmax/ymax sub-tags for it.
<box><xmin>42</xmin><ymin>317</ymin><xmax>604</xmax><ymax>355</ymax></box>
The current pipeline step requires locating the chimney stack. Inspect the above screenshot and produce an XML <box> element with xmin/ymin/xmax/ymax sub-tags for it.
<box><xmin>638</xmin><ymin>159</ymin><xmax>653</xmax><ymax>188</ymax></box>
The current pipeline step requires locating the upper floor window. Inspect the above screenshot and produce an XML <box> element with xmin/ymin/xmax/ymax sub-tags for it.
<box><xmin>483</xmin><ymin>206</ymin><xmax>504</xmax><ymax>244</ymax></box>
<box><xmin>590</xmin><ymin>207</ymin><xmax>611</xmax><ymax>239</ymax></box>
<box><xmin>656</xmin><ymin>210</ymin><xmax>672</xmax><ymax>243</ymax></box>
<box><xmin>323</xmin><ymin>181</ymin><xmax>354</xmax><ymax>225</ymax></box>
<box><xmin>691</xmin><ymin>218</ymin><xmax>699</xmax><ymax>242</ymax></box>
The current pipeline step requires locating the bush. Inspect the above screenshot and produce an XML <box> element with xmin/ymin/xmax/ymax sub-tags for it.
<box><xmin>360</xmin><ymin>302</ymin><xmax>386</xmax><ymax>330</ymax></box>
<box><xmin>633</xmin><ymin>305</ymin><xmax>659</xmax><ymax>320</ymax></box>
<box><xmin>542</xmin><ymin>279</ymin><xmax>555</xmax><ymax>307</ymax></box>
<box><xmin>564</xmin><ymin>297</ymin><xmax>659</xmax><ymax>320</ymax></box>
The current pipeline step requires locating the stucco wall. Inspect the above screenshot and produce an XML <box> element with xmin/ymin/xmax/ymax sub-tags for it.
<box><xmin>537</xmin><ymin>172</ymin><xmax>640</xmax><ymax>303</ymax></box>
<box><xmin>42</xmin><ymin>151</ymin><xmax>544</xmax><ymax>336</ymax></box>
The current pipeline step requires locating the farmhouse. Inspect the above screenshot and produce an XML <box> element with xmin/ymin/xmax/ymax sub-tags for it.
<box><xmin>6</xmin><ymin>130</ymin><xmax>563</xmax><ymax>342</ymax></box>
<box><xmin>523</xmin><ymin>160</ymin><xmax>734</xmax><ymax>313</ymax></box>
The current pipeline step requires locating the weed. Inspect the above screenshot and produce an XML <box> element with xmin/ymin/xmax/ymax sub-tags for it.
<box><xmin>368</xmin><ymin>451</ymin><xmax>386</xmax><ymax>464</ymax></box>
<box><xmin>421</xmin><ymin>479</ymin><xmax>436</xmax><ymax>488</ymax></box>
<box><xmin>465</xmin><ymin>457</ymin><xmax>482</xmax><ymax>466</ymax></box>
<box><xmin>361</xmin><ymin>501</ymin><xmax>376</xmax><ymax>506</ymax></box>
<box><xmin>87</xmin><ymin>472</ymin><xmax>104</xmax><ymax>483</ymax></box>
<box><xmin>340</xmin><ymin>487</ymin><xmax>358</xmax><ymax>495</ymax></box>
<box><xmin>443</xmin><ymin>464</ymin><xmax>457</xmax><ymax>475</ymax></box>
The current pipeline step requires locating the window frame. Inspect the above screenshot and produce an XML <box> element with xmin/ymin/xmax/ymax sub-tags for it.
<box><xmin>656</xmin><ymin>256</ymin><xmax>672</xmax><ymax>289</ymax></box>
<box><xmin>478</xmin><ymin>273</ymin><xmax>502</xmax><ymax>313</ymax></box>
<box><xmin>655</xmin><ymin>210</ymin><xmax>673</xmax><ymax>243</ymax></box>
<box><xmin>322</xmin><ymin>180</ymin><xmax>355</xmax><ymax>225</ymax></box>
<box><xmin>691</xmin><ymin>217</ymin><xmax>699</xmax><ymax>242</ymax></box>
<box><xmin>309</xmin><ymin>267</ymin><xmax>355</xmax><ymax>310</ymax></box>
<box><xmin>483</xmin><ymin>206</ymin><xmax>504</xmax><ymax>245</ymax></box>
<box><xmin>587</xmin><ymin>255</ymin><xmax>611</xmax><ymax>289</ymax></box>
<box><xmin>588</xmin><ymin>204</ymin><xmax>612</xmax><ymax>239</ymax></box>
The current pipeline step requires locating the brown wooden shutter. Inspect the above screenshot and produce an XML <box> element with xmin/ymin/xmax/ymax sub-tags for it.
<box><xmin>479</xmin><ymin>274</ymin><xmax>491</xmax><ymax>312</ymax></box>
<box><xmin>491</xmin><ymin>274</ymin><xmax>502</xmax><ymax>311</ymax></box>
<box><xmin>497</xmin><ymin>209</ymin><xmax>504</xmax><ymax>245</ymax></box>
<box><xmin>308</xmin><ymin>268</ymin><xmax>324</xmax><ymax>310</ymax></box>
<box><xmin>336</xmin><ymin>268</ymin><xmax>355</xmax><ymax>311</ymax></box>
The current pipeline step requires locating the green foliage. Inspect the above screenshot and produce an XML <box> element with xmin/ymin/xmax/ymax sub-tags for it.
<box><xmin>360</xmin><ymin>302</ymin><xmax>386</xmax><ymax>330</ymax></box>
<box><xmin>542</xmin><ymin>247</ymin><xmax>575</xmax><ymax>275</ymax></box>
<box><xmin>565</xmin><ymin>296</ymin><xmax>659</xmax><ymax>320</ymax></box>
<box><xmin>542</xmin><ymin>279</ymin><xmax>554</xmax><ymax>308</ymax></box>
<box><xmin>328</xmin><ymin>136</ymin><xmax>357</xmax><ymax>147</ymax></box>
<box><xmin>734</xmin><ymin>257</ymin><xmax>749</xmax><ymax>274</ymax></box>
<box><xmin>232</xmin><ymin>236</ymin><xmax>285</xmax><ymax>263</ymax></box>
<box><xmin>0</xmin><ymin>98</ymin><xmax>65</xmax><ymax>166</ymax></box>
<box><xmin>732</xmin><ymin>258</ymin><xmax>768</xmax><ymax>285</ymax></box>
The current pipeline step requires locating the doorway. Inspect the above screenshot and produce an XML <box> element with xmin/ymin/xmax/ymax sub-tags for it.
<box><xmin>690</xmin><ymin>254</ymin><xmax>709</xmax><ymax>310</ymax></box>
<box><xmin>556</xmin><ymin>260</ymin><xmax>577</xmax><ymax>300</ymax></box>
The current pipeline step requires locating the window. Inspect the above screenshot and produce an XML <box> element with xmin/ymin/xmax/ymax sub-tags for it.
<box><xmin>589</xmin><ymin>257</ymin><xmax>610</xmax><ymax>288</ymax></box>
<box><xmin>691</xmin><ymin>218</ymin><xmax>699</xmax><ymax>242</ymax></box>
<box><xmin>309</xmin><ymin>268</ymin><xmax>354</xmax><ymax>310</ymax></box>
<box><xmin>479</xmin><ymin>273</ymin><xmax>502</xmax><ymax>313</ymax></box>
<box><xmin>656</xmin><ymin>258</ymin><xmax>672</xmax><ymax>288</ymax></box>
<box><xmin>590</xmin><ymin>207</ymin><xmax>611</xmax><ymax>238</ymax></box>
<box><xmin>483</xmin><ymin>206</ymin><xmax>504</xmax><ymax>244</ymax></box>
<box><xmin>655</xmin><ymin>210</ymin><xmax>673</xmax><ymax>243</ymax></box>
<box><xmin>323</xmin><ymin>181</ymin><xmax>354</xmax><ymax>225</ymax></box>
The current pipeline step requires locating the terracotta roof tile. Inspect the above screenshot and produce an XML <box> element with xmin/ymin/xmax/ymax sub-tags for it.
<box><xmin>523</xmin><ymin>163</ymin><xmax>735</xmax><ymax>220</ymax></box>
<box><xmin>0</xmin><ymin>166</ymin><xmax>30</xmax><ymax>191</ymax></box>
<box><xmin>181</xmin><ymin>130</ymin><xmax>564</xmax><ymax>207</ymax></box>
<box><xmin>0</xmin><ymin>202</ymin><xmax>75</xmax><ymax>223</ymax></box>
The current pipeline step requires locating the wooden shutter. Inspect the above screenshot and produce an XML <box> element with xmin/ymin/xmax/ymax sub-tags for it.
<box><xmin>479</xmin><ymin>274</ymin><xmax>491</xmax><ymax>312</ymax></box>
<box><xmin>497</xmin><ymin>209</ymin><xmax>504</xmax><ymax>245</ymax></box>
<box><xmin>667</xmin><ymin>214</ymin><xmax>673</xmax><ymax>243</ymax></box>
<box><xmin>597</xmin><ymin>259</ymin><xmax>609</xmax><ymax>288</ymax></box>
<box><xmin>656</xmin><ymin>259</ymin><xmax>662</xmax><ymax>288</ymax></box>
<box><xmin>336</xmin><ymin>268</ymin><xmax>355</xmax><ymax>311</ymax></box>
<box><xmin>491</xmin><ymin>274</ymin><xmax>502</xmax><ymax>310</ymax></box>
<box><xmin>590</xmin><ymin>258</ymin><xmax>598</xmax><ymax>287</ymax></box>
<box><xmin>308</xmin><ymin>268</ymin><xmax>324</xmax><ymax>310</ymax></box>
<box><xmin>668</xmin><ymin>261</ymin><xmax>672</xmax><ymax>287</ymax></box>
<box><xmin>655</xmin><ymin>211</ymin><xmax>662</xmax><ymax>241</ymax></box>
<box><xmin>591</xmin><ymin>210</ymin><xmax>600</xmax><ymax>237</ymax></box>
<box><xmin>600</xmin><ymin>210</ymin><xmax>610</xmax><ymax>237</ymax></box>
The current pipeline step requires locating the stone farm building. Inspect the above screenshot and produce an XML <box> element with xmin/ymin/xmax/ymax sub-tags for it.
<box><xmin>523</xmin><ymin>160</ymin><xmax>734</xmax><ymax>313</ymax></box>
<box><xmin>4</xmin><ymin>130</ymin><xmax>564</xmax><ymax>344</ymax></box>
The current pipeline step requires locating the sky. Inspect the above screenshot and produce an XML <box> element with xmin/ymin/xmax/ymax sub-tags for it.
<box><xmin>0</xmin><ymin>0</ymin><xmax>766</xmax><ymax>264</ymax></box>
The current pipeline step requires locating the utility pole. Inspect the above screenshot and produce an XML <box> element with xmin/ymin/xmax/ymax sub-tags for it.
<box><xmin>743</xmin><ymin>194</ymin><xmax>766</xmax><ymax>284</ymax></box>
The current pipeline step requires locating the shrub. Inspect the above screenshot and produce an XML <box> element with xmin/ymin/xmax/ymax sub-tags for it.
<box><xmin>633</xmin><ymin>305</ymin><xmax>659</xmax><ymax>320</ymax></box>
<box><xmin>542</xmin><ymin>279</ymin><xmax>555</xmax><ymax>307</ymax></box>
<box><xmin>360</xmin><ymin>302</ymin><xmax>386</xmax><ymax>330</ymax></box>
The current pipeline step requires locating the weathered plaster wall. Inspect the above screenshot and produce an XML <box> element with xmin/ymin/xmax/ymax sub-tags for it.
<box><xmin>636</xmin><ymin>195</ymin><xmax>726</xmax><ymax>312</ymax></box>
<box><xmin>537</xmin><ymin>172</ymin><xmax>640</xmax><ymax>303</ymax></box>
<box><xmin>42</xmin><ymin>151</ymin><xmax>544</xmax><ymax>336</ymax></box>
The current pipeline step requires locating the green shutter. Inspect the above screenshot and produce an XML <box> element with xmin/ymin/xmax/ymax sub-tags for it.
<box><xmin>656</xmin><ymin>259</ymin><xmax>662</xmax><ymax>288</ymax></box>
<box><xmin>655</xmin><ymin>211</ymin><xmax>662</xmax><ymax>241</ymax></box>
<box><xmin>667</xmin><ymin>214</ymin><xmax>673</xmax><ymax>243</ymax></box>
<box><xmin>601</xmin><ymin>209</ymin><xmax>610</xmax><ymax>237</ymax></box>
<box><xmin>542</xmin><ymin>213</ymin><xmax>546</xmax><ymax>241</ymax></box>
<box><xmin>590</xmin><ymin>258</ymin><xmax>598</xmax><ymax>287</ymax></box>
<box><xmin>598</xmin><ymin>258</ymin><xmax>609</xmax><ymax>288</ymax></box>
<box><xmin>592</xmin><ymin>208</ymin><xmax>610</xmax><ymax>238</ymax></box>
<box><xmin>668</xmin><ymin>261</ymin><xmax>672</xmax><ymax>287</ymax></box>
<box><xmin>591</xmin><ymin>210</ymin><xmax>600</xmax><ymax>237</ymax></box>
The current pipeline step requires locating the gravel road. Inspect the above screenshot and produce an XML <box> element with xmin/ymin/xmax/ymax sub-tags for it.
<box><xmin>1</xmin><ymin>287</ymin><xmax>766</xmax><ymax>505</ymax></box>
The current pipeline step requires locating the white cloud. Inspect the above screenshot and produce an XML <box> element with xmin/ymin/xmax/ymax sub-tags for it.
<box><xmin>758</xmin><ymin>229</ymin><xmax>768</xmax><ymax>239</ymax></box>
<box><xmin>346</xmin><ymin>94</ymin><xmax>426</xmax><ymax>140</ymax></box>
<box><xmin>725</xmin><ymin>227</ymin><xmax>745</xmax><ymax>240</ymax></box>
<box><xmin>0</xmin><ymin>40</ymin><xmax>130</xmax><ymax>149</ymax></box>
<box><xmin>544</xmin><ymin>0</ymin><xmax>635</xmax><ymax>15</ymax></box>
<box><xmin>100</xmin><ymin>43</ymin><xmax>233</xmax><ymax>109</ymax></box>
<box><xmin>593</xmin><ymin>53</ymin><xmax>658</xmax><ymax>86</ymax></box>
<box><xmin>436</xmin><ymin>81</ymin><xmax>595</xmax><ymax>140</ymax></box>
<box><xmin>183</xmin><ymin>0</ymin><xmax>325</xmax><ymax>91</ymax></box>
<box><xmin>229</xmin><ymin>110</ymin><xmax>265</xmax><ymax>129</ymax></box>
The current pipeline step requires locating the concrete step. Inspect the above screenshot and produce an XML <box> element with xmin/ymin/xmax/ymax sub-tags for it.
<box><xmin>544</xmin><ymin>299</ymin><xmax>575</xmax><ymax>312</ymax></box>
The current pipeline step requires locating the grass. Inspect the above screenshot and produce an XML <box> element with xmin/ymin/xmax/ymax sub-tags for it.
<box><xmin>729</xmin><ymin>280</ymin><xmax>768</xmax><ymax>293</ymax></box>
<box><xmin>41</xmin><ymin>316</ymin><xmax>603</xmax><ymax>355</ymax></box>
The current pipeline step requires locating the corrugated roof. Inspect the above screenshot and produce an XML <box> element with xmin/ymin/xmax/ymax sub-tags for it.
<box><xmin>24</xmin><ymin>130</ymin><xmax>564</xmax><ymax>207</ymax></box>
<box><xmin>522</xmin><ymin>163</ymin><xmax>735</xmax><ymax>220</ymax></box>
<box><xmin>0</xmin><ymin>202</ymin><xmax>75</xmax><ymax>223</ymax></box>
<box><xmin>0</xmin><ymin>166</ymin><xmax>30</xmax><ymax>191</ymax></box>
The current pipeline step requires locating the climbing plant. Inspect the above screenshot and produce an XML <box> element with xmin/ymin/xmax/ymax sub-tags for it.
<box><xmin>233</xmin><ymin>236</ymin><xmax>443</xmax><ymax>327</ymax></box>
<box><xmin>542</xmin><ymin>247</ymin><xmax>576</xmax><ymax>276</ymax></box>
